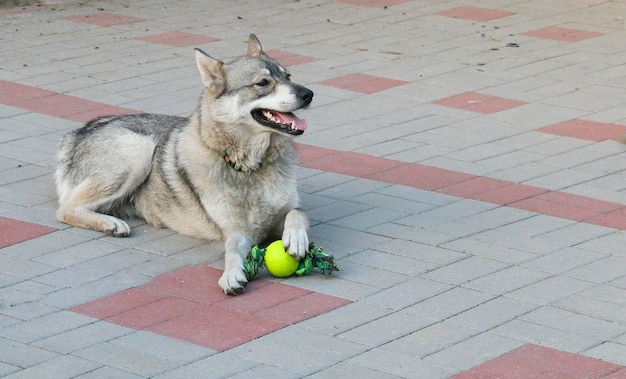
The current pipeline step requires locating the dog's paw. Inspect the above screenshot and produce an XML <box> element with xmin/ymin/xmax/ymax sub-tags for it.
<box><xmin>282</xmin><ymin>224</ymin><xmax>309</xmax><ymax>259</ymax></box>
<box><xmin>102</xmin><ymin>216</ymin><xmax>130</xmax><ymax>237</ymax></box>
<box><xmin>218</xmin><ymin>268</ymin><xmax>248</xmax><ymax>295</ymax></box>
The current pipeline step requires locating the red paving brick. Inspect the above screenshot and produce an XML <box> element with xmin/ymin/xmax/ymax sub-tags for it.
<box><xmin>434</xmin><ymin>92</ymin><xmax>527</xmax><ymax>114</ymax></box>
<box><xmin>265</xmin><ymin>50</ymin><xmax>319</xmax><ymax>67</ymax></box>
<box><xmin>435</xmin><ymin>6</ymin><xmax>516</xmax><ymax>22</ymax></box>
<box><xmin>136</xmin><ymin>32</ymin><xmax>219</xmax><ymax>47</ymax></box>
<box><xmin>0</xmin><ymin>80</ymin><xmax>138</xmax><ymax>122</ymax></box>
<box><xmin>71</xmin><ymin>264</ymin><xmax>351</xmax><ymax>351</ymax></box>
<box><xmin>0</xmin><ymin>217</ymin><xmax>57</xmax><ymax>249</ymax></box>
<box><xmin>64</xmin><ymin>13</ymin><xmax>146</xmax><ymax>27</ymax></box>
<box><xmin>539</xmin><ymin>119</ymin><xmax>626</xmax><ymax>142</ymax></box>
<box><xmin>453</xmin><ymin>344</ymin><xmax>625</xmax><ymax>378</ymax></box>
<box><xmin>366</xmin><ymin>163</ymin><xmax>475</xmax><ymax>191</ymax></box>
<box><xmin>319</xmin><ymin>74</ymin><xmax>408</xmax><ymax>94</ymax></box>
<box><xmin>523</xmin><ymin>26</ymin><xmax>604</xmax><ymax>42</ymax></box>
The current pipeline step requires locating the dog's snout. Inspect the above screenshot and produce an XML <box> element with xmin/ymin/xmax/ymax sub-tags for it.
<box><xmin>297</xmin><ymin>87</ymin><xmax>314</xmax><ymax>105</ymax></box>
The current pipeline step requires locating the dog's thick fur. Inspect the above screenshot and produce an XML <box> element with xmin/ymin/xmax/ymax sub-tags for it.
<box><xmin>55</xmin><ymin>35</ymin><xmax>313</xmax><ymax>295</ymax></box>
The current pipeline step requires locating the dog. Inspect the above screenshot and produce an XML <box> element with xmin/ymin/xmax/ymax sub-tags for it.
<box><xmin>55</xmin><ymin>34</ymin><xmax>314</xmax><ymax>295</ymax></box>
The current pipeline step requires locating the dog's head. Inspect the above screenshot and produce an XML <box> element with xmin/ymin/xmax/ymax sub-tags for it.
<box><xmin>195</xmin><ymin>34</ymin><xmax>313</xmax><ymax>136</ymax></box>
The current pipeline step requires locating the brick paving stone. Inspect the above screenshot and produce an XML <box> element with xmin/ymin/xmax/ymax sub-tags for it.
<box><xmin>425</xmin><ymin>333</ymin><xmax>524</xmax><ymax>372</ymax></box>
<box><xmin>347</xmin><ymin>348</ymin><xmax>459</xmax><ymax>378</ymax></box>
<box><xmin>1</xmin><ymin>354</ymin><xmax>100</xmax><ymax>379</ymax></box>
<box><xmin>2</xmin><ymin>0</ymin><xmax>626</xmax><ymax>376</ymax></box>
<box><xmin>337</xmin><ymin>310</ymin><xmax>434</xmax><ymax>347</ymax></box>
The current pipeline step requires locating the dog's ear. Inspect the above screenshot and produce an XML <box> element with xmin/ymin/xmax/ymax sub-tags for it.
<box><xmin>247</xmin><ymin>34</ymin><xmax>263</xmax><ymax>57</ymax></box>
<box><xmin>194</xmin><ymin>48</ymin><xmax>225</xmax><ymax>96</ymax></box>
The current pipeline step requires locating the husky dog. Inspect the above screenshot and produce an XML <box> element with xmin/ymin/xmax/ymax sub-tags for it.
<box><xmin>55</xmin><ymin>34</ymin><xmax>314</xmax><ymax>295</ymax></box>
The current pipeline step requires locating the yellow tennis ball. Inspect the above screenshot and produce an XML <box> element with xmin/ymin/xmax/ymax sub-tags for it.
<box><xmin>264</xmin><ymin>240</ymin><xmax>299</xmax><ymax>277</ymax></box>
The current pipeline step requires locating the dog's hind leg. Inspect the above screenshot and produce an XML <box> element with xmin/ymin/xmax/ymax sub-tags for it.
<box><xmin>56</xmin><ymin>178</ymin><xmax>135</xmax><ymax>236</ymax></box>
<box><xmin>55</xmin><ymin>131</ymin><xmax>155</xmax><ymax>237</ymax></box>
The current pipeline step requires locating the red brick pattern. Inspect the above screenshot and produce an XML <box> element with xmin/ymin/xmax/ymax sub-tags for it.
<box><xmin>71</xmin><ymin>264</ymin><xmax>351</xmax><ymax>351</ymax></box>
<box><xmin>0</xmin><ymin>217</ymin><xmax>57</xmax><ymax>249</ymax></box>
<box><xmin>539</xmin><ymin>119</ymin><xmax>626</xmax><ymax>142</ymax></box>
<box><xmin>265</xmin><ymin>50</ymin><xmax>319</xmax><ymax>67</ymax></box>
<box><xmin>64</xmin><ymin>13</ymin><xmax>146</xmax><ymax>27</ymax></box>
<box><xmin>523</xmin><ymin>26</ymin><xmax>604</xmax><ymax>42</ymax></box>
<box><xmin>136</xmin><ymin>32</ymin><xmax>219</xmax><ymax>47</ymax></box>
<box><xmin>434</xmin><ymin>92</ymin><xmax>527</xmax><ymax>114</ymax></box>
<box><xmin>296</xmin><ymin>144</ymin><xmax>626</xmax><ymax>230</ymax></box>
<box><xmin>0</xmin><ymin>80</ymin><xmax>139</xmax><ymax>122</ymax></box>
<box><xmin>453</xmin><ymin>344</ymin><xmax>625</xmax><ymax>378</ymax></box>
<box><xmin>319</xmin><ymin>74</ymin><xmax>408</xmax><ymax>94</ymax></box>
<box><xmin>436</xmin><ymin>6</ymin><xmax>516</xmax><ymax>22</ymax></box>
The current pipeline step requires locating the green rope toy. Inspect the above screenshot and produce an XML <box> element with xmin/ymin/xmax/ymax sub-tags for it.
<box><xmin>244</xmin><ymin>241</ymin><xmax>340</xmax><ymax>281</ymax></box>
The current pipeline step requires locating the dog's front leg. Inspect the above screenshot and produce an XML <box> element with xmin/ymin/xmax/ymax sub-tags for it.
<box><xmin>218</xmin><ymin>233</ymin><xmax>250</xmax><ymax>295</ymax></box>
<box><xmin>282</xmin><ymin>208</ymin><xmax>310</xmax><ymax>259</ymax></box>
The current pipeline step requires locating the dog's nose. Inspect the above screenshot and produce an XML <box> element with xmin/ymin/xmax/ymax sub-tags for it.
<box><xmin>297</xmin><ymin>87</ymin><xmax>314</xmax><ymax>105</ymax></box>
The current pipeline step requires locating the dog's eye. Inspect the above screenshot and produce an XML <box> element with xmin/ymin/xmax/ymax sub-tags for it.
<box><xmin>255</xmin><ymin>79</ymin><xmax>270</xmax><ymax>87</ymax></box>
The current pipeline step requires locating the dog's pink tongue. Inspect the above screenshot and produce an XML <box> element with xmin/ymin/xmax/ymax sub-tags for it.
<box><xmin>276</xmin><ymin>112</ymin><xmax>307</xmax><ymax>131</ymax></box>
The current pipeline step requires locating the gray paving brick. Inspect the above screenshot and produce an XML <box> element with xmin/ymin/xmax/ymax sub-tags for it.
<box><xmin>368</xmin><ymin>222</ymin><xmax>459</xmax><ymax>246</ymax></box>
<box><xmin>346</xmin><ymin>348</ymin><xmax>458</xmax><ymax>379</ymax></box>
<box><xmin>506</xmin><ymin>275</ymin><xmax>595</xmax><ymax>305</ymax></box>
<box><xmin>337</xmin><ymin>311</ymin><xmax>434</xmax><ymax>347</ymax></box>
<box><xmin>422</xmin><ymin>256</ymin><xmax>509</xmax><ymax>286</ymax></box>
<box><xmin>2</xmin><ymin>354</ymin><xmax>100</xmax><ymax>379</ymax></box>
<box><xmin>42</xmin><ymin>271</ymin><xmax>151</xmax><ymax>309</ymax></box>
<box><xmin>492</xmin><ymin>319</ymin><xmax>602</xmax><ymax>352</ymax></box>
<box><xmin>298</xmin><ymin>302</ymin><xmax>391</xmax><ymax>337</ymax></box>
<box><xmin>33</xmin><ymin>239</ymin><xmax>126</xmax><ymax>268</ymax></box>
<box><xmin>404</xmin><ymin>287</ymin><xmax>495</xmax><ymax>321</ymax></box>
<box><xmin>73</xmin><ymin>366</ymin><xmax>143</xmax><ymax>379</ymax></box>
<box><xmin>381</xmin><ymin>320</ymin><xmax>479</xmax><ymax>359</ymax></box>
<box><xmin>446</xmin><ymin>297</ymin><xmax>539</xmax><ymax>332</ymax></box>
<box><xmin>0</xmin><ymin>337</ymin><xmax>58</xmax><ymax>368</ymax></box>
<box><xmin>0</xmin><ymin>362</ymin><xmax>19</xmax><ymax>377</ymax></box>
<box><xmin>74</xmin><ymin>339</ymin><xmax>194</xmax><ymax>378</ymax></box>
<box><xmin>344</xmin><ymin>249</ymin><xmax>438</xmax><ymax>277</ymax></box>
<box><xmin>0</xmin><ymin>254</ymin><xmax>57</xmax><ymax>280</ymax></box>
<box><xmin>566</xmin><ymin>256</ymin><xmax>626</xmax><ymax>283</ymax></box>
<box><xmin>463</xmin><ymin>266</ymin><xmax>552</xmax><ymax>296</ymax></box>
<box><xmin>308</xmin><ymin>200</ymin><xmax>372</xmax><ymax>224</ymax></box>
<box><xmin>374</xmin><ymin>239</ymin><xmax>468</xmax><ymax>265</ymax></box>
<box><xmin>424</xmin><ymin>333</ymin><xmax>524</xmax><ymax>371</ymax></box>
<box><xmin>0</xmin><ymin>310</ymin><xmax>94</xmax><ymax>343</ymax></box>
<box><xmin>335</xmin><ymin>260</ymin><xmax>412</xmax><ymax>289</ymax></box>
<box><xmin>33</xmin><ymin>321</ymin><xmax>133</xmax><ymax>354</ymax></box>
<box><xmin>0</xmin><ymin>230</ymin><xmax>90</xmax><ymax>259</ymax></box>
<box><xmin>553</xmin><ymin>296</ymin><xmax>626</xmax><ymax>324</ymax></box>
<box><xmin>520</xmin><ymin>307</ymin><xmax>626</xmax><ymax>341</ymax></box>
<box><xmin>229</xmin><ymin>364</ymin><xmax>301</xmax><ymax>379</ymax></box>
<box><xmin>584</xmin><ymin>342</ymin><xmax>626</xmax><ymax>366</ymax></box>
<box><xmin>521</xmin><ymin>246</ymin><xmax>608</xmax><ymax>274</ymax></box>
<box><xmin>310</xmin><ymin>362</ymin><xmax>401</xmax><ymax>379</ymax></box>
<box><xmin>111</xmin><ymin>331</ymin><xmax>213</xmax><ymax>363</ymax></box>
<box><xmin>0</xmin><ymin>301</ymin><xmax>59</xmax><ymax>321</ymax></box>
<box><xmin>230</xmin><ymin>326</ymin><xmax>366</xmax><ymax>376</ymax></box>
<box><xmin>68</xmin><ymin>248</ymin><xmax>155</xmax><ymax>278</ymax></box>
<box><xmin>361</xmin><ymin>278</ymin><xmax>451</xmax><ymax>311</ymax></box>
<box><xmin>494</xmin><ymin>214</ymin><xmax>577</xmax><ymax>238</ymax></box>
<box><xmin>282</xmin><ymin>273</ymin><xmax>379</xmax><ymax>302</ymax></box>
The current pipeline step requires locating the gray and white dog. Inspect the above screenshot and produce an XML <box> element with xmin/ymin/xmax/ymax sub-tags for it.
<box><xmin>55</xmin><ymin>34</ymin><xmax>314</xmax><ymax>295</ymax></box>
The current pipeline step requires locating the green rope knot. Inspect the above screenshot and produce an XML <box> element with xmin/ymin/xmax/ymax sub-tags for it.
<box><xmin>244</xmin><ymin>242</ymin><xmax>340</xmax><ymax>281</ymax></box>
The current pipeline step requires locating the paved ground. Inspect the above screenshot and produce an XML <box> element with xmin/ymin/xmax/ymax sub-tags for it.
<box><xmin>1</xmin><ymin>0</ymin><xmax>626</xmax><ymax>377</ymax></box>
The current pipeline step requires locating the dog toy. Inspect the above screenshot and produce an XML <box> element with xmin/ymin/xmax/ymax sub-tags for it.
<box><xmin>244</xmin><ymin>240</ymin><xmax>340</xmax><ymax>281</ymax></box>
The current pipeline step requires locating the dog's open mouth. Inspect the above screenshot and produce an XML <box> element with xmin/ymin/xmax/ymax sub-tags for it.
<box><xmin>252</xmin><ymin>109</ymin><xmax>307</xmax><ymax>136</ymax></box>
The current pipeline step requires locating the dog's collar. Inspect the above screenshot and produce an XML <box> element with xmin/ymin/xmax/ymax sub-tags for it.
<box><xmin>223</xmin><ymin>153</ymin><xmax>243</xmax><ymax>171</ymax></box>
